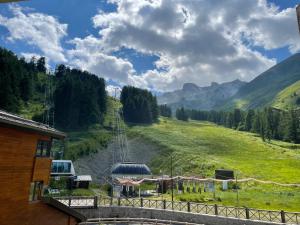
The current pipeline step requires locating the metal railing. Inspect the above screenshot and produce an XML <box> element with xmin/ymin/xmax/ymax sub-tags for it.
<box><xmin>55</xmin><ymin>196</ymin><xmax>300</xmax><ymax>224</ymax></box>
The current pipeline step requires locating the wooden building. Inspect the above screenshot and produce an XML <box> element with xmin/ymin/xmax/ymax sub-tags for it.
<box><xmin>0</xmin><ymin>110</ymin><xmax>85</xmax><ymax>225</ymax></box>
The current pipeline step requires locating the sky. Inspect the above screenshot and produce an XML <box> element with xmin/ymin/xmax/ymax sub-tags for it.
<box><xmin>0</xmin><ymin>0</ymin><xmax>299</xmax><ymax>94</ymax></box>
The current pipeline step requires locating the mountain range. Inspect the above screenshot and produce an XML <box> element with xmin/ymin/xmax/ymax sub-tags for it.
<box><xmin>158</xmin><ymin>53</ymin><xmax>300</xmax><ymax>111</ymax></box>
<box><xmin>158</xmin><ymin>79</ymin><xmax>246</xmax><ymax>110</ymax></box>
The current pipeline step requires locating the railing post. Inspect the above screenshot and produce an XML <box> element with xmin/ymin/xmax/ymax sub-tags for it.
<box><xmin>68</xmin><ymin>197</ymin><xmax>71</xmax><ymax>207</ymax></box>
<box><xmin>245</xmin><ymin>207</ymin><xmax>250</xmax><ymax>219</ymax></box>
<box><xmin>118</xmin><ymin>197</ymin><xmax>121</xmax><ymax>206</ymax></box>
<box><xmin>140</xmin><ymin>198</ymin><xmax>143</xmax><ymax>208</ymax></box>
<box><xmin>281</xmin><ymin>210</ymin><xmax>286</xmax><ymax>223</ymax></box>
<box><xmin>163</xmin><ymin>200</ymin><xmax>166</xmax><ymax>210</ymax></box>
<box><xmin>94</xmin><ymin>196</ymin><xmax>98</xmax><ymax>208</ymax></box>
<box><xmin>187</xmin><ymin>202</ymin><xmax>191</xmax><ymax>212</ymax></box>
<box><xmin>214</xmin><ymin>204</ymin><xmax>218</xmax><ymax>215</ymax></box>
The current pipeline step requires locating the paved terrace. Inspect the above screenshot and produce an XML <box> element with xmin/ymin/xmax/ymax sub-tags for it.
<box><xmin>55</xmin><ymin>196</ymin><xmax>300</xmax><ymax>225</ymax></box>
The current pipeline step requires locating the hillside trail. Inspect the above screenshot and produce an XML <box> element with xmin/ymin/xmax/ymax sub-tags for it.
<box><xmin>73</xmin><ymin>137</ymin><xmax>161</xmax><ymax>183</ymax></box>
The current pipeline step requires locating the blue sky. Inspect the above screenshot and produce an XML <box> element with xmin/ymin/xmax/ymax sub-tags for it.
<box><xmin>0</xmin><ymin>0</ymin><xmax>299</xmax><ymax>92</ymax></box>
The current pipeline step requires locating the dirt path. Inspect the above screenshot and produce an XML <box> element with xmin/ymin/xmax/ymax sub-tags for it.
<box><xmin>73</xmin><ymin>137</ymin><xmax>161</xmax><ymax>183</ymax></box>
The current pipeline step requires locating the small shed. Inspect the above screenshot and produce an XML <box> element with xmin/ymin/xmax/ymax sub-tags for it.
<box><xmin>68</xmin><ymin>175</ymin><xmax>92</xmax><ymax>189</ymax></box>
<box><xmin>73</xmin><ymin>175</ymin><xmax>92</xmax><ymax>189</ymax></box>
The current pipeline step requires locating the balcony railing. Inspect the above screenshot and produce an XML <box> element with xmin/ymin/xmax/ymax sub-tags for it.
<box><xmin>55</xmin><ymin>196</ymin><xmax>300</xmax><ymax>224</ymax></box>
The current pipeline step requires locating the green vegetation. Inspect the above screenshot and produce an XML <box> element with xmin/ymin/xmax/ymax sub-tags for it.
<box><xmin>0</xmin><ymin>47</ymin><xmax>48</xmax><ymax>113</ymax></box>
<box><xmin>121</xmin><ymin>86</ymin><xmax>158</xmax><ymax>124</ymax></box>
<box><xmin>158</xmin><ymin>184</ymin><xmax>300</xmax><ymax>211</ymax></box>
<box><xmin>224</xmin><ymin>53</ymin><xmax>300</xmax><ymax>110</ymax></box>
<box><xmin>159</xmin><ymin>104</ymin><xmax>172</xmax><ymax>118</ymax></box>
<box><xmin>176</xmin><ymin>107</ymin><xmax>189</xmax><ymax>121</ymax></box>
<box><xmin>64</xmin><ymin>125</ymin><xmax>112</xmax><ymax>161</ymax></box>
<box><xmin>48</xmin><ymin>177</ymin><xmax>95</xmax><ymax>197</ymax></box>
<box><xmin>188</xmin><ymin>107</ymin><xmax>300</xmax><ymax>143</ymax></box>
<box><xmin>129</xmin><ymin>118</ymin><xmax>300</xmax><ymax>211</ymax></box>
<box><xmin>273</xmin><ymin>80</ymin><xmax>300</xmax><ymax>110</ymax></box>
<box><xmin>54</xmin><ymin>66</ymin><xmax>106</xmax><ymax>130</ymax></box>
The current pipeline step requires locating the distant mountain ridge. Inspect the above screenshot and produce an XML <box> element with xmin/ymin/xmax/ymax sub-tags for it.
<box><xmin>158</xmin><ymin>53</ymin><xmax>300</xmax><ymax>111</ymax></box>
<box><xmin>223</xmin><ymin>53</ymin><xmax>300</xmax><ymax>110</ymax></box>
<box><xmin>158</xmin><ymin>79</ymin><xmax>247</xmax><ymax>110</ymax></box>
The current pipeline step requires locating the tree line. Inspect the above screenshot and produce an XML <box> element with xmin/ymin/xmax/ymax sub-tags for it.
<box><xmin>0</xmin><ymin>47</ymin><xmax>47</xmax><ymax>113</ymax></box>
<box><xmin>0</xmin><ymin>47</ymin><xmax>107</xmax><ymax>131</ymax></box>
<box><xmin>53</xmin><ymin>66</ymin><xmax>106</xmax><ymax>130</ymax></box>
<box><xmin>121</xmin><ymin>86</ymin><xmax>158</xmax><ymax>124</ymax></box>
<box><xmin>178</xmin><ymin>107</ymin><xmax>300</xmax><ymax>144</ymax></box>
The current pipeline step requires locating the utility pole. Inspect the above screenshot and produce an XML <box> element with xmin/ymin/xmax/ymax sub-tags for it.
<box><xmin>171</xmin><ymin>155</ymin><xmax>174</xmax><ymax>209</ymax></box>
<box><xmin>236</xmin><ymin>171</ymin><xmax>239</xmax><ymax>206</ymax></box>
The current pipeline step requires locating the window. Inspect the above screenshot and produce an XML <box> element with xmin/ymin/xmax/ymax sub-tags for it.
<box><xmin>36</xmin><ymin>140</ymin><xmax>51</xmax><ymax>157</ymax></box>
<box><xmin>29</xmin><ymin>181</ymin><xmax>43</xmax><ymax>201</ymax></box>
<box><xmin>51</xmin><ymin>161</ymin><xmax>71</xmax><ymax>173</ymax></box>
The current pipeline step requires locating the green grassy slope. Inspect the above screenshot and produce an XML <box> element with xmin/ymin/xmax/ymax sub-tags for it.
<box><xmin>129</xmin><ymin>118</ymin><xmax>300</xmax><ymax>210</ymax></box>
<box><xmin>272</xmin><ymin>80</ymin><xmax>300</xmax><ymax>110</ymax></box>
<box><xmin>130</xmin><ymin>118</ymin><xmax>300</xmax><ymax>182</ymax></box>
<box><xmin>223</xmin><ymin>53</ymin><xmax>300</xmax><ymax>110</ymax></box>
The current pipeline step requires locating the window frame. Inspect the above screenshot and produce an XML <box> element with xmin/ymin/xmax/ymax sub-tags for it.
<box><xmin>35</xmin><ymin>140</ymin><xmax>52</xmax><ymax>157</ymax></box>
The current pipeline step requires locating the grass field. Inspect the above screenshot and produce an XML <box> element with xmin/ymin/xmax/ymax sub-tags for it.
<box><xmin>272</xmin><ymin>80</ymin><xmax>300</xmax><ymax>110</ymax></box>
<box><xmin>129</xmin><ymin>118</ymin><xmax>300</xmax><ymax>211</ymax></box>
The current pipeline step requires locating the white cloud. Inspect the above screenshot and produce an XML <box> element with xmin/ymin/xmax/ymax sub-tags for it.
<box><xmin>86</xmin><ymin>0</ymin><xmax>299</xmax><ymax>91</ymax></box>
<box><xmin>106</xmin><ymin>85</ymin><xmax>122</xmax><ymax>97</ymax></box>
<box><xmin>0</xmin><ymin>5</ymin><xmax>68</xmax><ymax>63</ymax></box>
<box><xmin>1</xmin><ymin>1</ymin><xmax>299</xmax><ymax>92</ymax></box>
<box><xmin>67</xmin><ymin>36</ymin><xmax>135</xmax><ymax>84</ymax></box>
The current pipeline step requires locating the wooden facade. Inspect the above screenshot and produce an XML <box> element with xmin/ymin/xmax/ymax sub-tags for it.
<box><xmin>0</xmin><ymin>111</ymin><xmax>82</xmax><ymax>225</ymax></box>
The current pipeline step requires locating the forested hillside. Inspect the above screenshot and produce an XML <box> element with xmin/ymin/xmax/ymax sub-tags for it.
<box><xmin>224</xmin><ymin>53</ymin><xmax>300</xmax><ymax>110</ymax></box>
<box><xmin>0</xmin><ymin>47</ymin><xmax>107</xmax><ymax>131</ymax></box>
<box><xmin>0</xmin><ymin>47</ymin><xmax>47</xmax><ymax>114</ymax></box>
<box><xmin>54</xmin><ymin>67</ymin><xmax>106</xmax><ymax>130</ymax></box>
<box><xmin>182</xmin><ymin>107</ymin><xmax>300</xmax><ymax>144</ymax></box>
<box><xmin>121</xmin><ymin>86</ymin><xmax>158</xmax><ymax>124</ymax></box>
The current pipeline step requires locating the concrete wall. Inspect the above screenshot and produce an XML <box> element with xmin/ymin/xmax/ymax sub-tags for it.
<box><xmin>77</xmin><ymin>206</ymin><xmax>284</xmax><ymax>225</ymax></box>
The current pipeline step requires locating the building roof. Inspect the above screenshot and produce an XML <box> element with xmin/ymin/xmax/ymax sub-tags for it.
<box><xmin>0</xmin><ymin>110</ymin><xmax>66</xmax><ymax>139</ymax></box>
<box><xmin>112</xmin><ymin>162</ymin><xmax>151</xmax><ymax>175</ymax></box>
<box><xmin>74</xmin><ymin>175</ymin><xmax>92</xmax><ymax>182</ymax></box>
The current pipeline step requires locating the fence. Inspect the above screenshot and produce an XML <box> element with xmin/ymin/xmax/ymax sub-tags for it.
<box><xmin>55</xmin><ymin>196</ymin><xmax>300</xmax><ymax>224</ymax></box>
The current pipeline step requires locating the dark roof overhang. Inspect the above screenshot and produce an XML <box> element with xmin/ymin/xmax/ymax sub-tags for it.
<box><xmin>0</xmin><ymin>110</ymin><xmax>66</xmax><ymax>139</ymax></box>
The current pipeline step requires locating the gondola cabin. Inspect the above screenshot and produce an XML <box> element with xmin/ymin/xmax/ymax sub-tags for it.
<box><xmin>51</xmin><ymin>160</ymin><xmax>76</xmax><ymax>177</ymax></box>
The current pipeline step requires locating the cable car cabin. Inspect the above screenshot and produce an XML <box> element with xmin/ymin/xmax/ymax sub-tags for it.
<box><xmin>215</xmin><ymin>169</ymin><xmax>234</xmax><ymax>180</ymax></box>
<box><xmin>0</xmin><ymin>110</ymin><xmax>84</xmax><ymax>225</ymax></box>
<box><xmin>51</xmin><ymin>160</ymin><xmax>76</xmax><ymax>177</ymax></box>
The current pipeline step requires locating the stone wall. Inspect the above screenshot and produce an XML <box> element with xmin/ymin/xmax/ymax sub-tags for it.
<box><xmin>77</xmin><ymin>206</ymin><xmax>284</xmax><ymax>225</ymax></box>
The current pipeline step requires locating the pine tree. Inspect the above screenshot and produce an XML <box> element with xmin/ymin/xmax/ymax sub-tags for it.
<box><xmin>245</xmin><ymin>109</ymin><xmax>255</xmax><ymax>131</ymax></box>
<box><xmin>286</xmin><ymin>109</ymin><xmax>299</xmax><ymax>143</ymax></box>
